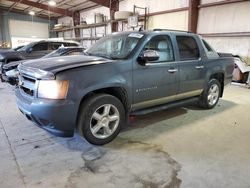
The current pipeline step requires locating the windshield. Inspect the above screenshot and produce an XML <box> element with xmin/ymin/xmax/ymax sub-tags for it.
<box><xmin>86</xmin><ymin>33</ymin><xmax>144</xmax><ymax>59</ymax></box>
<box><xmin>42</xmin><ymin>48</ymin><xmax>65</xmax><ymax>58</ymax></box>
<box><xmin>17</xmin><ymin>43</ymin><xmax>33</xmax><ymax>52</ymax></box>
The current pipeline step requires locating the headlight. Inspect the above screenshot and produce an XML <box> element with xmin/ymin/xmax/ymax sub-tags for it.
<box><xmin>38</xmin><ymin>80</ymin><xmax>69</xmax><ymax>99</ymax></box>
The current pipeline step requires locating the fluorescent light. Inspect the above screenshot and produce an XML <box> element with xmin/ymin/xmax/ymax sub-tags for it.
<box><xmin>29</xmin><ymin>11</ymin><xmax>35</xmax><ymax>15</ymax></box>
<box><xmin>48</xmin><ymin>0</ymin><xmax>56</xmax><ymax>6</ymax></box>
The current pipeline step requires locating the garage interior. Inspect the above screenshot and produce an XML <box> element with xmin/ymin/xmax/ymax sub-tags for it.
<box><xmin>0</xmin><ymin>0</ymin><xmax>250</xmax><ymax>188</ymax></box>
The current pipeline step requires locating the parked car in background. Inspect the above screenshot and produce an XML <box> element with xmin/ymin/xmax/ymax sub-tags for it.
<box><xmin>15</xmin><ymin>30</ymin><xmax>234</xmax><ymax>145</ymax></box>
<box><xmin>15</xmin><ymin>40</ymin><xmax>80</xmax><ymax>59</ymax></box>
<box><xmin>12</xmin><ymin>45</ymin><xmax>25</xmax><ymax>51</ymax></box>
<box><xmin>2</xmin><ymin>46</ymin><xmax>86</xmax><ymax>85</ymax></box>
<box><xmin>0</xmin><ymin>49</ymin><xmax>25</xmax><ymax>82</ymax></box>
<box><xmin>0</xmin><ymin>40</ymin><xmax>80</xmax><ymax>76</ymax></box>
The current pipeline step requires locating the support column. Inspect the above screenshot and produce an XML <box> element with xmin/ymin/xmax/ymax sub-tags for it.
<box><xmin>73</xmin><ymin>11</ymin><xmax>80</xmax><ymax>38</ymax></box>
<box><xmin>0</xmin><ymin>10</ymin><xmax>3</xmax><ymax>43</ymax></box>
<box><xmin>110</xmin><ymin>0</ymin><xmax>119</xmax><ymax>32</ymax></box>
<box><xmin>188</xmin><ymin>0</ymin><xmax>200</xmax><ymax>33</ymax></box>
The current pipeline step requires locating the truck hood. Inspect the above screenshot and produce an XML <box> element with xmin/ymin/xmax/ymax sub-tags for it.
<box><xmin>3</xmin><ymin>59</ymin><xmax>27</xmax><ymax>70</ymax></box>
<box><xmin>0</xmin><ymin>50</ymin><xmax>25</xmax><ymax>61</ymax></box>
<box><xmin>18</xmin><ymin>55</ymin><xmax>114</xmax><ymax>79</ymax></box>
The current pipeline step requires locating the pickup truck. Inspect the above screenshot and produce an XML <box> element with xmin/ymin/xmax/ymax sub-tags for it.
<box><xmin>15</xmin><ymin>30</ymin><xmax>234</xmax><ymax>145</ymax></box>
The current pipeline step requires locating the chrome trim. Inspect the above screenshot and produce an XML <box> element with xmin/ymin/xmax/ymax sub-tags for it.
<box><xmin>195</xmin><ymin>65</ymin><xmax>204</xmax><ymax>69</ymax></box>
<box><xmin>145</xmin><ymin>61</ymin><xmax>176</xmax><ymax>66</ymax></box>
<box><xmin>132</xmin><ymin>89</ymin><xmax>203</xmax><ymax>110</ymax></box>
<box><xmin>132</xmin><ymin>95</ymin><xmax>176</xmax><ymax>110</ymax></box>
<box><xmin>168</xmin><ymin>69</ymin><xmax>178</xmax><ymax>73</ymax></box>
<box><xmin>18</xmin><ymin>64</ymin><xmax>55</xmax><ymax>80</ymax></box>
<box><xmin>176</xmin><ymin>89</ymin><xmax>203</xmax><ymax>100</ymax></box>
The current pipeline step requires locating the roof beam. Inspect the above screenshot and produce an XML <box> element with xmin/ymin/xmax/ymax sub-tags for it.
<box><xmin>0</xmin><ymin>5</ymin><xmax>57</xmax><ymax>19</ymax></box>
<box><xmin>8</xmin><ymin>1</ymin><xmax>20</xmax><ymax>12</ymax></box>
<box><xmin>23</xmin><ymin>0</ymin><xmax>42</xmax><ymax>12</ymax></box>
<box><xmin>88</xmin><ymin>0</ymin><xmax>110</xmax><ymax>8</ymax></box>
<box><xmin>6</xmin><ymin>0</ymin><xmax>73</xmax><ymax>16</ymax></box>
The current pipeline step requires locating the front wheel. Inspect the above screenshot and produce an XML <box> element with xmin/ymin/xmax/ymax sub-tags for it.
<box><xmin>199</xmin><ymin>79</ymin><xmax>221</xmax><ymax>109</ymax></box>
<box><xmin>78</xmin><ymin>94</ymin><xmax>125</xmax><ymax>145</ymax></box>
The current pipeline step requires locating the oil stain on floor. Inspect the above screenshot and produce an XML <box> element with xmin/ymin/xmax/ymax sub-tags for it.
<box><xmin>66</xmin><ymin>138</ymin><xmax>181</xmax><ymax>188</ymax></box>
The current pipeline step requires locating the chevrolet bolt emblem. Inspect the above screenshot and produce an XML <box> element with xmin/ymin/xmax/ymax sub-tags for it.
<box><xmin>19</xmin><ymin>78</ymin><xmax>24</xmax><ymax>86</ymax></box>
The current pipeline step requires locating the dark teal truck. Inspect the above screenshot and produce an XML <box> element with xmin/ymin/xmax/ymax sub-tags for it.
<box><xmin>15</xmin><ymin>29</ymin><xmax>234</xmax><ymax>145</ymax></box>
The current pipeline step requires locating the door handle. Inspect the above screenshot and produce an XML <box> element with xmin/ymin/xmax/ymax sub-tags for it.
<box><xmin>168</xmin><ymin>68</ymin><xmax>178</xmax><ymax>73</ymax></box>
<box><xmin>195</xmin><ymin>65</ymin><xmax>204</xmax><ymax>69</ymax></box>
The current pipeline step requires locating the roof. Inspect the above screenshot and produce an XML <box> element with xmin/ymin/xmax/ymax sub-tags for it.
<box><xmin>28</xmin><ymin>40</ymin><xmax>80</xmax><ymax>44</ymax></box>
<box><xmin>109</xmin><ymin>29</ymin><xmax>196</xmax><ymax>37</ymax></box>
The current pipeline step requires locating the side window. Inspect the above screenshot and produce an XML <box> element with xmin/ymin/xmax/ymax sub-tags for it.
<box><xmin>51</xmin><ymin>42</ymin><xmax>63</xmax><ymax>50</ymax></box>
<box><xmin>65</xmin><ymin>42</ymin><xmax>78</xmax><ymax>47</ymax></box>
<box><xmin>176</xmin><ymin>36</ymin><xmax>200</xmax><ymax>61</ymax></box>
<box><xmin>32</xmin><ymin>43</ymin><xmax>48</xmax><ymax>51</ymax></box>
<box><xmin>142</xmin><ymin>35</ymin><xmax>174</xmax><ymax>62</ymax></box>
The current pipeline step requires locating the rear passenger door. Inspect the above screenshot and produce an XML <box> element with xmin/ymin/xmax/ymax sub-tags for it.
<box><xmin>175</xmin><ymin>35</ymin><xmax>205</xmax><ymax>100</ymax></box>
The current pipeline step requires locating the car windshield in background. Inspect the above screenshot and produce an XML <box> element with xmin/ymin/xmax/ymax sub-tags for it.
<box><xmin>17</xmin><ymin>44</ymin><xmax>31</xmax><ymax>52</ymax></box>
<box><xmin>42</xmin><ymin>48</ymin><xmax>66</xmax><ymax>58</ymax></box>
<box><xmin>86</xmin><ymin>33</ymin><xmax>144</xmax><ymax>59</ymax></box>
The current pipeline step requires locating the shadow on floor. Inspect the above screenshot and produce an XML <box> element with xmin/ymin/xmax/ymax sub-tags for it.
<box><xmin>123</xmin><ymin>99</ymin><xmax>236</xmax><ymax>133</ymax></box>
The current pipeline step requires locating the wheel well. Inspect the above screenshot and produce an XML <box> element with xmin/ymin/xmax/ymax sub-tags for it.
<box><xmin>76</xmin><ymin>87</ymin><xmax>129</xmax><ymax>129</ymax></box>
<box><xmin>210</xmin><ymin>73</ymin><xmax>224</xmax><ymax>97</ymax></box>
<box><xmin>78</xmin><ymin>86</ymin><xmax>129</xmax><ymax>113</ymax></box>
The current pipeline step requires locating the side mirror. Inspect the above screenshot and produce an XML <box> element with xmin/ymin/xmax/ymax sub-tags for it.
<box><xmin>26</xmin><ymin>47</ymin><xmax>33</xmax><ymax>53</ymax></box>
<box><xmin>138</xmin><ymin>50</ymin><xmax>159</xmax><ymax>65</ymax></box>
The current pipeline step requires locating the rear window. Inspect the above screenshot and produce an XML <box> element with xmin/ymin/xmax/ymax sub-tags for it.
<box><xmin>64</xmin><ymin>42</ymin><xmax>78</xmax><ymax>47</ymax></box>
<box><xmin>176</xmin><ymin>36</ymin><xmax>200</xmax><ymax>61</ymax></box>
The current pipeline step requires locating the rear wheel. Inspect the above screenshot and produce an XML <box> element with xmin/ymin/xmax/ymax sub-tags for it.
<box><xmin>78</xmin><ymin>94</ymin><xmax>125</xmax><ymax>145</ymax></box>
<box><xmin>199</xmin><ymin>79</ymin><xmax>221</xmax><ymax>109</ymax></box>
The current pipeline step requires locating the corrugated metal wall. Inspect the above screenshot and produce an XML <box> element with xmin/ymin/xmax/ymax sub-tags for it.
<box><xmin>197</xmin><ymin>1</ymin><xmax>250</xmax><ymax>63</ymax></box>
<box><xmin>56</xmin><ymin>0</ymin><xmax>250</xmax><ymax>62</ymax></box>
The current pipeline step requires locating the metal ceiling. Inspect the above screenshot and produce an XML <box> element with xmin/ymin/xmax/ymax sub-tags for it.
<box><xmin>0</xmin><ymin>0</ymin><xmax>101</xmax><ymax>18</ymax></box>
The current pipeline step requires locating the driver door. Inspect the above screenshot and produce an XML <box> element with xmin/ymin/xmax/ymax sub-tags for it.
<box><xmin>25</xmin><ymin>42</ymin><xmax>49</xmax><ymax>59</ymax></box>
<box><xmin>132</xmin><ymin>35</ymin><xmax>179</xmax><ymax>111</ymax></box>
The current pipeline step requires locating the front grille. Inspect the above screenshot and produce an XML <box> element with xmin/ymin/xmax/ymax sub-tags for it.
<box><xmin>19</xmin><ymin>74</ymin><xmax>37</xmax><ymax>97</ymax></box>
<box><xmin>20</xmin><ymin>86</ymin><xmax>34</xmax><ymax>96</ymax></box>
<box><xmin>23</xmin><ymin>75</ymin><xmax>36</xmax><ymax>83</ymax></box>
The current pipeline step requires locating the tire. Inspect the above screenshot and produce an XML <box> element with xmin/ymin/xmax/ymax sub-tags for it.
<box><xmin>78</xmin><ymin>94</ymin><xmax>125</xmax><ymax>145</ymax></box>
<box><xmin>0</xmin><ymin>74</ymin><xmax>4</xmax><ymax>82</ymax></box>
<box><xmin>199</xmin><ymin>79</ymin><xmax>221</xmax><ymax>109</ymax></box>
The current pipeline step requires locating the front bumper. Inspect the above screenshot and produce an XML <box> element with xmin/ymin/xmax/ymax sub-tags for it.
<box><xmin>15</xmin><ymin>89</ymin><xmax>78</xmax><ymax>137</ymax></box>
<box><xmin>1</xmin><ymin>72</ymin><xmax>16</xmax><ymax>85</ymax></box>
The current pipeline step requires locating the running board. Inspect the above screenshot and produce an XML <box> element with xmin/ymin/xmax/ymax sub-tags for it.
<box><xmin>131</xmin><ymin>97</ymin><xmax>199</xmax><ymax>116</ymax></box>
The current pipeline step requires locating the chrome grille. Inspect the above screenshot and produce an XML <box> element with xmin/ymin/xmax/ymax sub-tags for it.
<box><xmin>19</xmin><ymin>74</ymin><xmax>37</xmax><ymax>97</ymax></box>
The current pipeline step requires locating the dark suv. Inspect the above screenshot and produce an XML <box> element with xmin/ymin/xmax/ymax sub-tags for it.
<box><xmin>15</xmin><ymin>30</ymin><xmax>234</xmax><ymax>145</ymax></box>
<box><xmin>16</xmin><ymin>40</ymin><xmax>80</xmax><ymax>59</ymax></box>
<box><xmin>2</xmin><ymin>47</ymin><xmax>86</xmax><ymax>85</ymax></box>
<box><xmin>0</xmin><ymin>40</ymin><xmax>80</xmax><ymax>81</ymax></box>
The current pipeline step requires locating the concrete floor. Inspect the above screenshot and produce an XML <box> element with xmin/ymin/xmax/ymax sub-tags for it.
<box><xmin>0</xmin><ymin>82</ymin><xmax>250</xmax><ymax>188</ymax></box>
